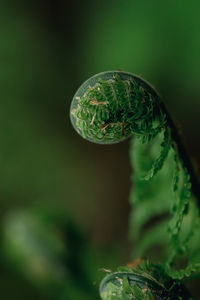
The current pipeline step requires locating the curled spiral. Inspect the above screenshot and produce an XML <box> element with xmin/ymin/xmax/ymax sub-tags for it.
<box><xmin>70</xmin><ymin>71</ymin><xmax>200</xmax><ymax>298</ymax></box>
<box><xmin>99</xmin><ymin>266</ymin><xmax>191</xmax><ymax>300</ymax></box>
<box><xmin>70</xmin><ymin>71</ymin><xmax>166</xmax><ymax>144</ymax></box>
<box><xmin>70</xmin><ymin>71</ymin><xmax>200</xmax><ymax>266</ymax></box>
<box><xmin>100</xmin><ymin>271</ymin><xmax>169</xmax><ymax>299</ymax></box>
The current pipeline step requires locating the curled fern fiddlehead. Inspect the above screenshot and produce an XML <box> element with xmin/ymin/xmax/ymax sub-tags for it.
<box><xmin>70</xmin><ymin>71</ymin><xmax>200</xmax><ymax>299</ymax></box>
<box><xmin>70</xmin><ymin>71</ymin><xmax>166</xmax><ymax>144</ymax></box>
<box><xmin>99</xmin><ymin>261</ymin><xmax>191</xmax><ymax>300</ymax></box>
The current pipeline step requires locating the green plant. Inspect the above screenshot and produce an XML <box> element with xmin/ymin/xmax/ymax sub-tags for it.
<box><xmin>70</xmin><ymin>71</ymin><xmax>200</xmax><ymax>299</ymax></box>
<box><xmin>2</xmin><ymin>207</ymin><xmax>96</xmax><ymax>300</ymax></box>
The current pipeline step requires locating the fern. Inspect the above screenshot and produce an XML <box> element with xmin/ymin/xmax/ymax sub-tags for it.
<box><xmin>70</xmin><ymin>71</ymin><xmax>200</xmax><ymax>299</ymax></box>
<box><xmin>99</xmin><ymin>261</ymin><xmax>191</xmax><ymax>299</ymax></box>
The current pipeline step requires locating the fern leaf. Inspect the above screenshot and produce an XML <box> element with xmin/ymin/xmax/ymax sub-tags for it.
<box><xmin>169</xmin><ymin>166</ymin><xmax>192</xmax><ymax>256</ymax></box>
<box><xmin>165</xmin><ymin>262</ymin><xmax>200</xmax><ymax>280</ymax></box>
<box><xmin>132</xmin><ymin>285</ymin><xmax>145</xmax><ymax>299</ymax></box>
<box><xmin>141</xmin><ymin>128</ymin><xmax>171</xmax><ymax>181</ymax></box>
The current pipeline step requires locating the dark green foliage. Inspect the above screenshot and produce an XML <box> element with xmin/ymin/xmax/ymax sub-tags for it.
<box><xmin>2</xmin><ymin>208</ymin><xmax>98</xmax><ymax>300</ymax></box>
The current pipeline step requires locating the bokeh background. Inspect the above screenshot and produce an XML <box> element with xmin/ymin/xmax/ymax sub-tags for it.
<box><xmin>1</xmin><ymin>0</ymin><xmax>200</xmax><ymax>299</ymax></box>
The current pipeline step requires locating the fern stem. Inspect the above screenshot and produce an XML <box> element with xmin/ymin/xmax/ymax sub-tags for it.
<box><xmin>162</xmin><ymin>102</ymin><xmax>200</xmax><ymax>205</ymax></box>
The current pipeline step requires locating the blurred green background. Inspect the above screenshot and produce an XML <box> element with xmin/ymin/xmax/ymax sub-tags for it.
<box><xmin>1</xmin><ymin>0</ymin><xmax>200</xmax><ymax>299</ymax></box>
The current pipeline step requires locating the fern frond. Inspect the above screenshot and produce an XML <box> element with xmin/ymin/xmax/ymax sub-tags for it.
<box><xmin>165</xmin><ymin>262</ymin><xmax>200</xmax><ymax>280</ymax></box>
<box><xmin>168</xmin><ymin>165</ymin><xmax>192</xmax><ymax>262</ymax></box>
<box><xmin>70</xmin><ymin>71</ymin><xmax>200</xmax><ymax>299</ymax></box>
<box><xmin>141</xmin><ymin>127</ymin><xmax>171</xmax><ymax>181</ymax></box>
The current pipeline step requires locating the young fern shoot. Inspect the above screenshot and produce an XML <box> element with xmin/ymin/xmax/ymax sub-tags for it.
<box><xmin>70</xmin><ymin>71</ymin><xmax>200</xmax><ymax>299</ymax></box>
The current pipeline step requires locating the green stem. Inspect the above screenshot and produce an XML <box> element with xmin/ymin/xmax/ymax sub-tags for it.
<box><xmin>163</xmin><ymin>102</ymin><xmax>200</xmax><ymax>204</ymax></box>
